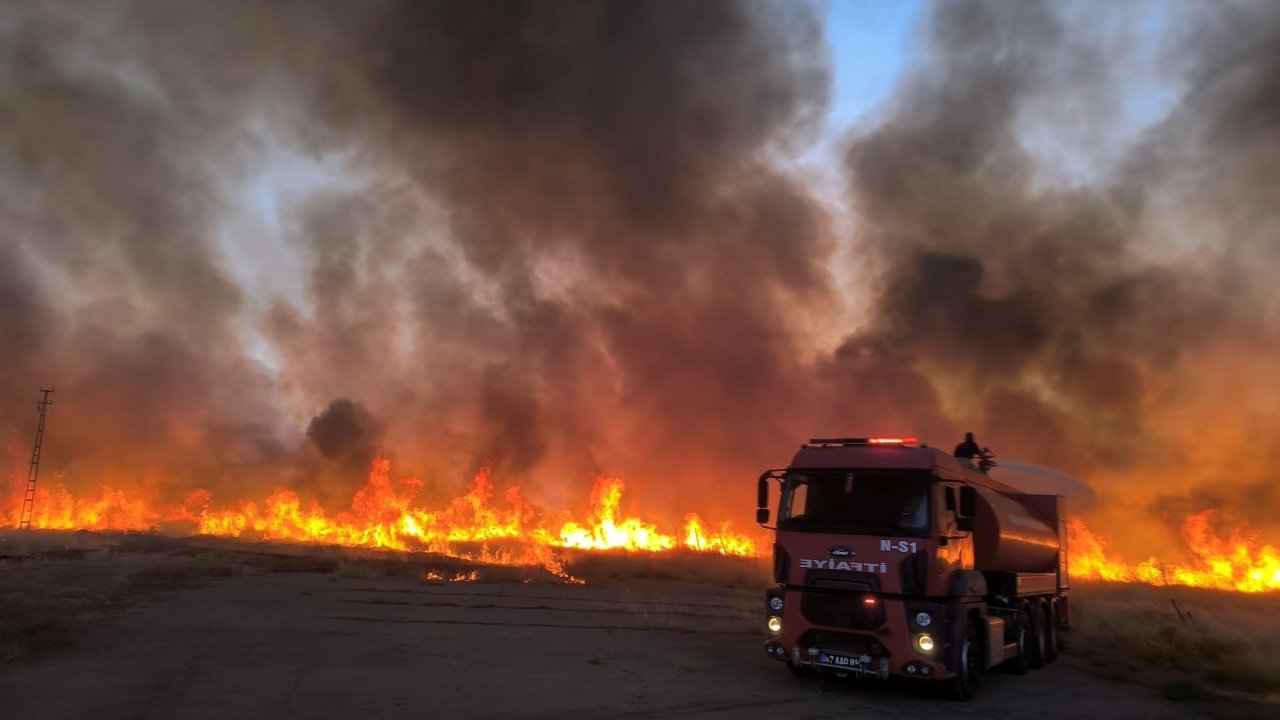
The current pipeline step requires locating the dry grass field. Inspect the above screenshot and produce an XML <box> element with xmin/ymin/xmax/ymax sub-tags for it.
<box><xmin>1</xmin><ymin>529</ymin><xmax>1275</xmax><ymax>718</ymax></box>
<box><xmin>0</xmin><ymin>530</ymin><xmax>768</xmax><ymax>663</ymax></box>
<box><xmin>0</xmin><ymin>530</ymin><xmax>510</xmax><ymax>662</ymax></box>
<box><xmin>1065</xmin><ymin>580</ymin><xmax>1280</xmax><ymax>709</ymax></box>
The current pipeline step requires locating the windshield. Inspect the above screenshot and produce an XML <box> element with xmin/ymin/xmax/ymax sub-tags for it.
<box><xmin>778</xmin><ymin>469</ymin><xmax>932</xmax><ymax>537</ymax></box>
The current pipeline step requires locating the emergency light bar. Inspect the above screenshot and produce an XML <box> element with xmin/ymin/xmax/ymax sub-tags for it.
<box><xmin>806</xmin><ymin>437</ymin><xmax>920</xmax><ymax>447</ymax></box>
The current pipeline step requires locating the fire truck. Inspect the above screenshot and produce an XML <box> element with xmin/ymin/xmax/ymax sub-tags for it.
<box><xmin>755</xmin><ymin>436</ymin><xmax>1068</xmax><ymax>700</ymax></box>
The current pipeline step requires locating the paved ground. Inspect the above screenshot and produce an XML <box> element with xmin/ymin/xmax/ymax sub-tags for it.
<box><xmin>0</xmin><ymin>573</ymin><xmax>1198</xmax><ymax>719</ymax></box>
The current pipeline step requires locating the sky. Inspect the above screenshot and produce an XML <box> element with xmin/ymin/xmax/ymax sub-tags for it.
<box><xmin>825</xmin><ymin>0</ymin><xmax>924</xmax><ymax>127</ymax></box>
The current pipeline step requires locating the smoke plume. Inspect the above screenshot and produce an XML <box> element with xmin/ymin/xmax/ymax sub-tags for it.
<box><xmin>833</xmin><ymin>0</ymin><xmax>1280</xmax><ymax>552</ymax></box>
<box><xmin>2</xmin><ymin>0</ymin><xmax>1279</xmax><ymax>556</ymax></box>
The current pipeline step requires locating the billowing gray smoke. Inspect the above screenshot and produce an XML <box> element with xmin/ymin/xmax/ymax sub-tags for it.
<box><xmin>0</xmin><ymin>0</ymin><xmax>831</xmax><ymax>519</ymax></box>
<box><xmin>833</xmin><ymin>0</ymin><xmax>1280</xmax><ymax>550</ymax></box>
<box><xmin>2</xmin><ymin>1</ymin><xmax>1278</xmax><ymax>552</ymax></box>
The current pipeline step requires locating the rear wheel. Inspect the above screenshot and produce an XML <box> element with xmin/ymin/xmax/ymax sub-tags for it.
<box><xmin>947</xmin><ymin>618</ymin><xmax>983</xmax><ymax>700</ymax></box>
<box><xmin>1004</xmin><ymin>606</ymin><xmax>1031</xmax><ymax>675</ymax></box>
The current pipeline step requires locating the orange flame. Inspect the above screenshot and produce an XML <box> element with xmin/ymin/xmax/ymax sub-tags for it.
<box><xmin>1069</xmin><ymin>514</ymin><xmax>1280</xmax><ymax>593</ymax></box>
<box><xmin>682</xmin><ymin>512</ymin><xmax>759</xmax><ymax>556</ymax></box>
<box><xmin>426</xmin><ymin>570</ymin><xmax>479</xmax><ymax>583</ymax></box>
<box><xmin>14</xmin><ymin>461</ymin><xmax>1274</xmax><ymax>593</ymax></box>
<box><xmin>6</xmin><ymin>459</ymin><xmax>759</xmax><ymax>578</ymax></box>
<box><xmin>558</xmin><ymin>476</ymin><xmax>676</xmax><ymax>552</ymax></box>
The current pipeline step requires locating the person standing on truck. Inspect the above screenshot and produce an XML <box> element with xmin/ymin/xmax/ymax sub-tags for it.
<box><xmin>953</xmin><ymin>432</ymin><xmax>981</xmax><ymax>459</ymax></box>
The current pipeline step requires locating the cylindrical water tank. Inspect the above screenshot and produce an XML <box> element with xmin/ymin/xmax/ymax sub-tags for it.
<box><xmin>972</xmin><ymin>486</ymin><xmax>1060</xmax><ymax>573</ymax></box>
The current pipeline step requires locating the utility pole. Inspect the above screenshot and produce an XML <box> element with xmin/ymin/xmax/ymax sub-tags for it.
<box><xmin>19</xmin><ymin>388</ymin><xmax>54</xmax><ymax>529</ymax></box>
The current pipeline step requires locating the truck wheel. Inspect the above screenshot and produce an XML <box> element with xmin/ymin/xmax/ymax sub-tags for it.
<box><xmin>1028</xmin><ymin>601</ymin><xmax>1047</xmax><ymax>669</ymax></box>
<box><xmin>1004</xmin><ymin>606</ymin><xmax>1031</xmax><ymax>675</ymax></box>
<box><xmin>947</xmin><ymin>618</ymin><xmax>982</xmax><ymax>701</ymax></box>
<box><xmin>1044</xmin><ymin>602</ymin><xmax>1060</xmax><ymax>663</ymax></box>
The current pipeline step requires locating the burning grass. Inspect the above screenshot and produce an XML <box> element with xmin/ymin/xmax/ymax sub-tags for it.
<box><xmin>1067</xmin><ymin>580</ymin><xmax>1280</xmax><ymax>712</ymax></box>
<box><xmin>7</xmin><ymin>461</ymin><xmax>759</xmax><ymax>562</ymax></box>
<box><xmin>13</xmin><ymin>458</ymin><xmax>1278</xmax><ymax>596</ymax></box>
<box><xmin>5</xmin><ymin>460</ymin><xmax>766</xmax><ymax>589</ymax></box>
<box><xmin>1069</xmin><ymin>516</ymin><xmax>1280</xmax><ymax>593</ymax></box>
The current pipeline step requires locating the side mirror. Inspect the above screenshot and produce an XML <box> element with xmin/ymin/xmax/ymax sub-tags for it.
<box><xmin>959</xmin><ymin>486</ymin><xmax>977</xmax><ymax>518</ymax></box>
<box><xmin>757</xmin><ymin>470</ymin><xmax>780</xmax><ymax>527</ymax></box>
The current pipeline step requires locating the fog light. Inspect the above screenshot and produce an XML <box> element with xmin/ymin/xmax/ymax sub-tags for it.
<box><xmin>767</xmin><ymin>616</ymin><xmax>782</xmax><ymax>634</ymax></box>
<box><xmin>916</xmin><ymin>633</ymin><xmax>935</xmax><ymax>653</ymax></box>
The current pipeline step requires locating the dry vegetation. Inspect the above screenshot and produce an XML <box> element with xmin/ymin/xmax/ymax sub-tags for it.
<box><xmin>0</xmin><ymin>530</ymin><xmax>768</xmax><ymax>664</ymax></box>
<box><xmin>561</xmin><ymin>547</ymin><xmax>772</xmax><ymax>589</ymax></box>
<box><xmin>1066</xmin><ymin>580</ymin><xmax>1280</xmax><ymax>715</ymax></box>
<box><xmin>0</xmin><ymin>530</ymin><xmax>556</xmax><ymax>662</ymax></box>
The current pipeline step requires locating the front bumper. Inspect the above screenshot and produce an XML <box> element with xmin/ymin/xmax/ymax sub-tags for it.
<box><xmin>764</xmin><ymin>638</ymin><xmax>947</xmax><ymax>680</ymax></box>
<box><xmin>794</xmin><ymin>645</ymin><xmax>891</xmax><ymax>679</ymax></box>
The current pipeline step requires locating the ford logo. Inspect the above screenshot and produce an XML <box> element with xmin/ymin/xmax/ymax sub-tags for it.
<box><xmin>829</xmin><ymin>546</ymin><xmax>855</xmax><ymax>558</ymax></box>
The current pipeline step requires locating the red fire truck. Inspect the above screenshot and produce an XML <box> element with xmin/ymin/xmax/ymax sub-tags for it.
<box><xmin>756</xmin><ymin>436</ymin><xmax>1068</xmax><ymax>700</ymax></box>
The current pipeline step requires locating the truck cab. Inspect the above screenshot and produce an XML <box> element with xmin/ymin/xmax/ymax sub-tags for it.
<box><xmin>757</xmin><ymin>436</ymin><xmax>1069</xmax><ymax>700</ymax></box>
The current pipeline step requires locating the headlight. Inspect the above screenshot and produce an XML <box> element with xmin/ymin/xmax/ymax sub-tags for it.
<box><xmin>916</xmin><ymin>634</ymin><xmax>935</xmax><ymax>653</ymax></box>
<box><xmin>915</xmin><ymin>611</ymin><xmax>932</xmax><ymax>627</ymax></box>
<box><xmin>769</xmin><ymin>596</ymin><xmax>784</xmax><ymax>612</ymax></box>
<box><xmin>767</xmin><ymin>616</ymin><xmax>783</xmax><ymax>634</ymax></box>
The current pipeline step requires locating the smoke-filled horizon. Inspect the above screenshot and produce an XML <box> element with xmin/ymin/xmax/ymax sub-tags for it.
<box><xmin>2</xmin><ymin>0</ymin><xmax>1278</xmax><ymax>558</ymax></box>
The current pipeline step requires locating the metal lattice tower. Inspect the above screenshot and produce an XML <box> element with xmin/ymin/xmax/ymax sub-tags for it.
<box><xmin>19</xmin><ymin>388</ymin><xmax>54</xmax><ymax>530</ymax></box>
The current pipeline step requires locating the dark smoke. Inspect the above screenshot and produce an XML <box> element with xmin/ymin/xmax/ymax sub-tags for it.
<box><xmin>0</xmin><ymin>0</ymin><xmax>831</xmax><ymax>519</ymax></box>
<box><xmin>2</xmin><ymin>0</ymin><xmax>1279</xmax><ymax>553</ymax></box>
<box><xmin>306</xmin><ymin>398</ymin><xmax>383</xmax><ymax>465</ymax></box>
<box><xmin>831</xmin><ymin>0</ymin><xmax>1280</xmax><ymax>549</ymax></box>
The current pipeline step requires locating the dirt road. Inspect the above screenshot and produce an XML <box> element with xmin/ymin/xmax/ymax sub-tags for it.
<box><xmin>0</xmin><ymin>573</ymin><xmax>1196</xmax><ymax>719</ymax></box>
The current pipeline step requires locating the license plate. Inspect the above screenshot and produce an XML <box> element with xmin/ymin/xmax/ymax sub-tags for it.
<box><xmin>818</xmin><ymin>653</ymin><xmax>863</xmax><ymax>669</ymax></box>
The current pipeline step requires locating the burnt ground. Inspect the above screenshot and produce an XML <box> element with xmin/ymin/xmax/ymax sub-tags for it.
<box><xmin>0</xmin><ymin>564</ymin><xmax>1204</xmax><ymax>719</ymax></box>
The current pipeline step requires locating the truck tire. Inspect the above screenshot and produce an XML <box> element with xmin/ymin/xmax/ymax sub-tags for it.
<box><xmin>1004</xmin><ymin>606</ymin><xmax>1031</xmax><ymax>675</ymax></box>
<box><xmin>947</xmin><ymin>618</ymin><xmax>982</xmax><ymax>701</ymax></box>
<box><xmin>1044</xmin><ymin>602</ymin><xmax>1060</xmax><ymax>663</ymax></box>
<box><xmin>1029</xmin><ymin>601</ymin><xmax>1047</xmax><ymax>669</ymax></box>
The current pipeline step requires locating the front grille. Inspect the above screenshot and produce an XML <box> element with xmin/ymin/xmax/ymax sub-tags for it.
<box><xmin>801</xmin><ymin>589</ymin><xmax>885</xmax><ymax>631</ymax></box>
<box><xmin>797</xmin><ymin>630</ymin><xmax>887</xmax><ymax>658</ymax></box>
